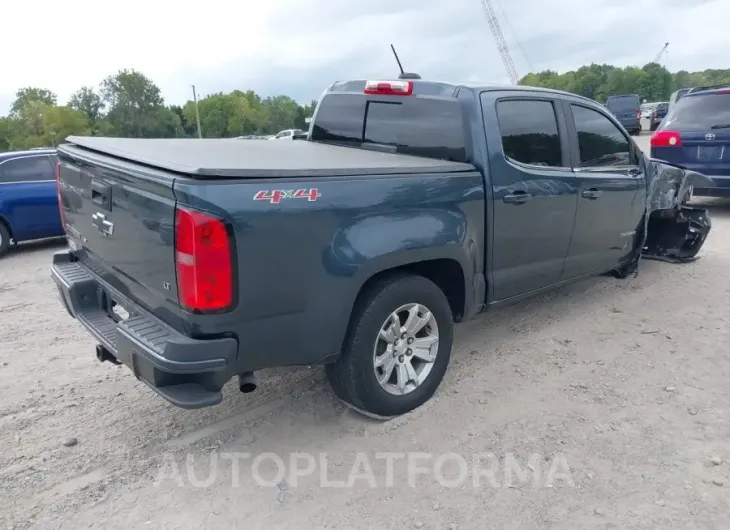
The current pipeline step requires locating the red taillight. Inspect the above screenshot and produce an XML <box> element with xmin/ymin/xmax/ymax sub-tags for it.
<box><xmin>364</xmin><ymin>80</ymin><xmax>413</xmax><ymax>96</ymax></box>
<box><xmin>56</xmin><ymin>161</ymin><xmax>66</xmax><ymax>231</ymax></box>
<box><xmin>174</xmin><ymin>206</ymin><xmax>233</xmax><ymax>312</ymax></box>
<box><xmin>636</xmin><ymin>110</ymin><xmax>641</xmax><ymax>119</ymax></box>
<box><xmin>650</xmin><ymin>130</ymin><xmax>682</xmax><ymax>147</ymax></box>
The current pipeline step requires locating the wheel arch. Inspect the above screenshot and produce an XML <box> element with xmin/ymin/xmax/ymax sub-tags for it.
<box><xmin>0</xmin><ymin>214</ymin><xmax>13</xmax><ymax>239</ymax></box>
<box><xmin>339</xmin><ymin>248</ymin><xmax>481</xmax><ymax>356</ymax></box>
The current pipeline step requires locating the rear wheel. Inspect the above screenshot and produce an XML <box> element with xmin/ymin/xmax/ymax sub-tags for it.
<box><xmin>326</xmin><ymin>273</ymin><xmax>454</xmax><ymax>418</ymax></box>
<box><xmin>0</xmin><ymin>223</ymin><xmax>11</xmax><ymax>258</ymax></box>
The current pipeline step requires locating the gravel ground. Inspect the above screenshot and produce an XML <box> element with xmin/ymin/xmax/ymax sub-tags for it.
<box><xmin>2</xmin><ymin>141</ymin><xmax>730</xmax><ymax>529</ymax></box>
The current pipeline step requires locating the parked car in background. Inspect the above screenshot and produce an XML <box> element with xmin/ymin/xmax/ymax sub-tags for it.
<box><xmin>0</xmin><ymin>149</ymin><xmax>63</xmax><ymax>257</ymax></box>
<box><xmin>668</xmin><ymin>87</ymin><xmax>693</xmax><ymax>113</ymax></box>
<box><xmin>271</xmin><ymin>129</ymin><xmax>305</xmax><ymax>140</ymax></box>
<box><xmin>651</xmin><ymin>84</ymin><xmax>730</xmax><ymax>199</ymax></box>
<box><xmin>649</xmin><ymin>102</ymin><xmax>668</xmax><ymax>131</ymax></box>
<box><xmin>606</xmin><ymin>94</ymin><xmax>642</xmax><ymax>135</ymax></box>
<box><xmin>640</xmin><ymin>103</ymin><xmax>655</xmax><ymax>119</ymax></box>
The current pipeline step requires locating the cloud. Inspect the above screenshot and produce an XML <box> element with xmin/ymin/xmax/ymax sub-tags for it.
<box><xmin>1</xmin><ymin>0</ymin><xmax>727</xmax><ymax>115</ymax></box>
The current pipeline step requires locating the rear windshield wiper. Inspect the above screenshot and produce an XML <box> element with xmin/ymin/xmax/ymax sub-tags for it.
<box><xmin>710</xmin><ymin>124</ymin><xmax>730</xmax><ymax>130</ymax></box>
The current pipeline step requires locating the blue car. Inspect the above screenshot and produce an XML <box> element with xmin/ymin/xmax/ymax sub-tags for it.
<box><xmin>651</xmin><ymin>84</ymin><xmax>730</xmax><ymax>199</ymax></box>
<box><xmin>0</xmin><ymin>148</ymin><xmax>64</xmax><ymax>257</ymax></box>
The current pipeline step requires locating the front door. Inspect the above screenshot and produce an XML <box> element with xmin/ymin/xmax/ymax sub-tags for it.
<box><xmin>561</xmin><ymin>103</ymin><xmax>646</xmax><ymax>279</ymax></box>
<box><xmin>482</xmin><ymin>93</ymin><xmax>579</xmax><ymax>301</ymax></box>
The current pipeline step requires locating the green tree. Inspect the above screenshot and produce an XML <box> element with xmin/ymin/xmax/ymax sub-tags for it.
<box><xmin>181</xmin><ymin>91</ymin><xmax>269</xmax><ymax>138</ymax></box>
<box><xmin>3</xmin><ymin>102</ymin><xmax>90</xmax><ymax>150</ymax></box>
<box><xmin>261</xmin><ymin>95</ymin><xmax>300</xmax><ymax>133</ymax></box>
<box><xmin>0</xmin><ymin>117</ymin><xmax>11</xmax><ymax>151</ymax></box>
<box><xmin>10</xmin><ymin>87</ymin><xmax>57</xmax><ymax>116</ymax></box>
<box><xmin>42</xmin><ymin>106</ymin><xmax>90</xmax><ymax>146</ymax></box>
<box><xmin>520</xmin><ymin>63</ymin><xmax>730</xmax><ymax>102</ymax></box>
<box><xmin>295</xmin><ymin>99</ymin><xmax>318</xmax><ymax>129</ymax></box>
<box><xmin>170</xmin><ymin>105</ymin><xmax>196</xmax><ymax>137</ymax></box>
<box><xmin>68</xmin><ymin>86</ymin><xmax>104</xmax><ymax>132</ymax></box>
<box><xmin>100</xmin><ymin>69</ymin><xmax>169</xmax><ymax>137</ymax></box>
<box><xmin>9</xmin><ymin>100</ymin><xmax>50</xmax><ymax>148</ymax></box>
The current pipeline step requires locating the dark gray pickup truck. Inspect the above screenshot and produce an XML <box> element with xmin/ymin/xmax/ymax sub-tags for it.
<box><xmin>52</xmin><ymin>79</ymin><xmax>713</xmax><ymax>418</ymax></box>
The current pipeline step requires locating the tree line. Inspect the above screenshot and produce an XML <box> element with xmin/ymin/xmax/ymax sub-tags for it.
<box><xmin>519</xmin><ymin>62</ymin><xmax>730</xmax><ymax>103</ymax></box>
<box><xmin>2</xmin><ymin>63</ymin><xmax>729</xmax><ymax>152</ymax></box>
<box><xmin>0</xmin><ymin>69</ymin><xmax>318</xmax><ymax>152</ymax></box>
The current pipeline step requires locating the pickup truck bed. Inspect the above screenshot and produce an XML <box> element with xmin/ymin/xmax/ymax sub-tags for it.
<box><xmin>65</xmin><ymin>136</ymin><xmax>474</xmax><ymax>178</ymax></box>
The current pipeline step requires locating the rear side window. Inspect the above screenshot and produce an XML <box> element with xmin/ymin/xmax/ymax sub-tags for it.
<box><xmin>496</xmin><ymin>99</ymin><xmax>563</xmax><ymax>167</ymax></box>
<box><xmin>663</xmin><ymin>93</ymin><xmax>730</xmax><ymax>131</ymax></box>
<box><xmin>607</xmin><ymin>95</ymin><xmax>640</xmax><ymax>111</ymax></box>
<box><xmin>0</xmin><ymin>155</ymin><xmax>54</xmax><ymax>183</ymax></box>
<box><xmin>311</xmin><ymin>94</ymin><xmax>467</xmax><ymax>162</ymax></box>
<box><xmin>570</xmin><ymin>105</ymin><xmax>634</xmax><ymax>167</ymax></box>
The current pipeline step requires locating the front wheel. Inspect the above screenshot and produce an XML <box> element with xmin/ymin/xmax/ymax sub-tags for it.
<box><xmin>326</xmin><ymin>274</ymin><xmax>454</xmax><ymax>418</ymax></box>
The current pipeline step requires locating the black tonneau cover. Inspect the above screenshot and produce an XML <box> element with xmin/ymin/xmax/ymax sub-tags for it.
<box><xmin>62</xmin><ymin>136</ymin><xmax>475</xmax><ymax>178</ymax></box>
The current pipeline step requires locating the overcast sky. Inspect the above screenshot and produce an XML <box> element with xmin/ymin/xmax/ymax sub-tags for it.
<box><xmin>0</xmin><ymin>0</ymin><xmax>725</xmax><ymax>115</ymax></box>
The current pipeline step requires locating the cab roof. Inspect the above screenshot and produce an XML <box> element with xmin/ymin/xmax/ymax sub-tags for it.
<box><xmin>0</xmin><ymin>148</ymin><xmax>55</xmax><ymax>161</ymax></box>
<box><xmin>325</xmin><ymin>78</ymin><xmax>596</xmax><ymax>104</ymax></box>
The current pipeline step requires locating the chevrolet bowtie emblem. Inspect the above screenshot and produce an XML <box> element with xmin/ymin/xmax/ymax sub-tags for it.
<box><xmin>91</xmin><ymin>212</ymin><xmax>114</xmax><ymax>237</ymax></box>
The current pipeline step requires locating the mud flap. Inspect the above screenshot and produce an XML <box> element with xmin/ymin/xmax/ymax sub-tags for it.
<box><xmin>643</xmin><ymin>206</ymin><xmax>712</xmax><ymax>263</ymax></box>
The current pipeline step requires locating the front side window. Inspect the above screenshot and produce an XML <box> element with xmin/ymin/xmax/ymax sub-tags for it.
<box><xmin>571</xmin><ymin>105</ymin><xmax>633</xmax><ymax>167</ymax></box>
<box><xmin>496</xmin><ymin>99</ymin><xmax>563</xmax><ymax>167</ymax></box>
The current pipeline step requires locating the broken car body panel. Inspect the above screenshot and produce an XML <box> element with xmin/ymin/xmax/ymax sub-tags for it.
<box><xmin>642</xmin><ymin>158</ymin><xmax>714</xmax><ymax>263</ymax></box>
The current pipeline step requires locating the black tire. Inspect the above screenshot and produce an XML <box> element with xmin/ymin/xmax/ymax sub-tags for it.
<box><xmin>326</xmin><ymin>273</ymin><xmax>454</xmax><ymax>417</ymax></box>
<box><xmin>0</xmin><ymin>222</ymin><xmax>11</xmax><ymax>258</ymax></box>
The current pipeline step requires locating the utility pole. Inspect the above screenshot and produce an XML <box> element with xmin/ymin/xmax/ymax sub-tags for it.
<box><xmin>191</xmin><ymin>85</ymin><xmax>203</xmax><ymax>139</ymax></box>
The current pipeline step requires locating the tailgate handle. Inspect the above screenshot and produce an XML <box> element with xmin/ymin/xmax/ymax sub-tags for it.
<box><xmin>91</xmin><ymin>181</ymin><xmax>111</xmax><ymax>210</ymax></box>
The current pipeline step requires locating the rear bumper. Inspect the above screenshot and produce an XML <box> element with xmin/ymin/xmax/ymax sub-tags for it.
<box><xmin>51</xmin><ymin>250</ymin><xmax>238</xmax><ymax>408</ymax></box>
<box><xmin>693</xmin><ymin>176</ymin><xmax>730</xmax><ymax>198</ymax></box>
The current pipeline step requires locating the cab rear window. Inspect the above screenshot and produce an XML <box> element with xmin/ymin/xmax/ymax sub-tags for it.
<box><xmin>310</xmin><ymin>93</ymin><xmax>468</xmax><ymax>162</ymax></box>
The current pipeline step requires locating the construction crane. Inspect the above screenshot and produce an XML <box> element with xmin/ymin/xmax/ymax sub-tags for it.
<box><xmin>480</xmin><ymin>0</ymin><xmax>520</xmax><ymax>84</ymax></box>
<box><xmin>654</xmin><ymin>42</ymin><xmax>669</xmax><ymax>64</ymax></box>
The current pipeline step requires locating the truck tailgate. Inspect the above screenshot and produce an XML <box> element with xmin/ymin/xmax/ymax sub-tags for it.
<box><xmin>56</xmin><ymin>144</ymin><xmax>184</xmax><ymax>331</ymax></box>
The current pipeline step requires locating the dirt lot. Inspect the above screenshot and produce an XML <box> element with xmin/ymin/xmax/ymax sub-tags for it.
<box><xmin>2</xmin><ymin>157</ymin><xmax>730</xmax><ymax>528</ymax></box>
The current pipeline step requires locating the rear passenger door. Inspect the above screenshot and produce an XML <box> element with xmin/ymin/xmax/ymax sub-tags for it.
<box><xmin>561</xmin><ymin>103</ymin><xmax>646</xmax><ymax>280</ymax></box>
<box><xmin>483</xmin><ymin>94</ymin><xmax>579</xmax><ymax>301</ymax></box>
<box><xmin>0</xmin><ymin>155</ymin><xmax>60</xmax><ymax>240</ymax></box>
